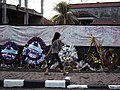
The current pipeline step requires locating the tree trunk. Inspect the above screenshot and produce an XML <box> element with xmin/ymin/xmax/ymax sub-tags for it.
<box><xmin>63</xmin><ymin>17</ymin><xmax>66</xmax><ymax>24</ymax></box>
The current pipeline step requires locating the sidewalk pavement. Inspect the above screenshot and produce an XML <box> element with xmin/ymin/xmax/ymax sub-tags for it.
<box><xmin>0</xmin><ymin>70</ymin><xmax>120</xmax><ymax>85</ymax></box>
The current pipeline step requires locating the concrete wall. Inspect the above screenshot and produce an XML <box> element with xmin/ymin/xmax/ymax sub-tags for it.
<box><xmin>0</xmin><ymin>2</ymin><xmax>43</xmax><ymax>25</ymax></box>
<box><xmin>71</xmin><ymin>7</ymin><xmax>120</xmax><ymax>20</ymax></box>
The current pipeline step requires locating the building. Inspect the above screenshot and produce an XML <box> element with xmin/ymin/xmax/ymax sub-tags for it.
<box><xmin>70</xmin><ymin>2</ymin><xmax>120</xmax><ymax>25</ymax></box>
<box><xmin>42</xmin><ymin>17</ymin><xmax>53</xmax><ymax>25</ymax></box>
<box><xmin>0</xmin><ymin>0</ymin><xmax>45</xmax><ymax>25</ymax></box>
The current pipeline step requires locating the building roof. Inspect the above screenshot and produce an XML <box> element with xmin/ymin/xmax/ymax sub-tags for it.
<box><xmin>1</xmin><ymin>3</ymin><xmax>42</xmax><ymax>16</ymax></box>
<box><xmin>43</xmin><ymin>17</ymin><xmax>53</xmax><ymax>25</ymax></box>
<box><xmin>70</xmin><ymin>2</ymin><xmax>120</xmax><ymax>9</ymax></box>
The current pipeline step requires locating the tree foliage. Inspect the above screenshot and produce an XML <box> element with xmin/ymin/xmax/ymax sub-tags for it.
<box><xmin>51</xmin><ymin>2</ymin><xmax>78</xmax><ymax>24</ymax></box>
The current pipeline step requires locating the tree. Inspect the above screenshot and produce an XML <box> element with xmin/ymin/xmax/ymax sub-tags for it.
<box><xmin>51</xmin><ymin>2</ymin><xmax>78</xmax><ymax>24</ymax></box>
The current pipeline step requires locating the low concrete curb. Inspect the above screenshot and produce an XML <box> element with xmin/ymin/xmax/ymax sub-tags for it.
<box><xmin>67</xmin><ymin>84</ymin><xmax>120</xmax><ymax>89</ymax></box>
<box><xmin>0</xmin><ymin>78</ymin><xmax>70</xmax><ymax>88</ymax></box>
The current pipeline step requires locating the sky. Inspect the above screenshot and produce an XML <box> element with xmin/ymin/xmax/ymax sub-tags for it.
<box><xmin>6</xmin><ymin>0</ymin><xmax>120</xmax><ymax>20</ymax></box>
<box><xmin>43</xmin><ymin>0</ymin><xmax>120</xmax><ymax>19</ymax></box>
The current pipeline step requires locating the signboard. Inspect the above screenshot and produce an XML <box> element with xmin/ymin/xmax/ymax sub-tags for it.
<box><xmin>0</xmin><ymin>25</ymin><xmax>120</xmax><ymax>46</ymax></box>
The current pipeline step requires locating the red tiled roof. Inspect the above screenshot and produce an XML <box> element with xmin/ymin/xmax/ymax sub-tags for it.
<box><xmin>43</xmin><ymin>17</ymin><xmax>53</xmax><ymax>25</ymax></box>
<box><xmin>91</xmin><ymin>19</ymin><xmax>120</xmax><ymax>25</ymax></box>
<box><xmin>70</xmin><ymin>2</ymin><xmax>120</xmax><ymax>9</ymax></box>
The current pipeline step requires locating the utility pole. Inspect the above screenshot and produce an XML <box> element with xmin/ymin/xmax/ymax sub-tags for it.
<box><xmin>24</xmin><ymin>0</ymin><xmax>29</xmax><ymax>25</ymax></box>
<box><xmin>69</xmin><ymin>0</ymin><xmax>71</xmax><ymax>3</ymax></box>
<box><xmin>41</xmin><ymin>0</ymin><xmax>43</xmax><ymax>14</ymax></box>
<box><xmin>0</xmin><ymin>0</ymin><xmax>2</xmax><ymax>3</ymax></box>
<box><xmin>2</xmin><ymin>0</ymin><xmax>7</xmax><ymax>24</ymax></box>
<box><xmin>19</xmin><ymin>0</ymin><xmax>21</xmax><ymax>6</ymax></box>
<box><xmin>41</xmin><ymin>0</ymin><xmax>44</xmax><ymax>24</ymax></box>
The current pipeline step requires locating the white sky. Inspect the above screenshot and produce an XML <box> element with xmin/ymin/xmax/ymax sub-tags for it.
<box><xmin>6</xmin><ymin>0</ymin><xmax>120</xmax><ymax>20</ymax></box>
<box><xmin>44</xmin><ymin>0</ymin><xmax>120</xmax><ymax>19</ymax></box>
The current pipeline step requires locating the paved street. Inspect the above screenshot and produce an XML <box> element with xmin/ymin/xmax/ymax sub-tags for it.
<box><xmin>0</xmin><ymin>88</ymin><xmax>110</xmax><ymax>90</ymax></box>
<box><xmin>0</xmin><ymin>70</ymin><xmax>120</xmax><ymax>85</ymax></box>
